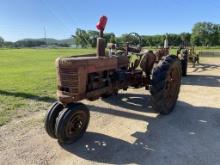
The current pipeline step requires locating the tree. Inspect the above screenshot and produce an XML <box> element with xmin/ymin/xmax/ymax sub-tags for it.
<box><xmin>0</xmin><ymin>36</ymin><xmax>4</xmax><ymax>47</ymax></box>
<box><xmin>180</xmin><ymin>32</ymin><xmax>191</xmax><ymax>46</ymax></box>
<box><xmin>73</xmin><ymin>28</ymin><xmax>90</xmax><ymax>48</ymax></box>
<box><xmin>119</xmin><ymin>33</ymin><xmax>142</xmax><ymax>45</ymax></box>
<box><xmin>191</xmin><ymin>22</ymin><xmax>220</xmax><ymax>46</ymax></box>
<box><xmin>119</xmin><ymin>33</ymin><xmax>129</xmax><ymax>43</ymax></box>
<box><xmin>104</xmin><ymin>33</ymin><xmax>115</xmax><ymax>43</ymax></box>
<box><xmin>14</xmin><ymin>39</ymin><xmax>46</xmax><ymax>47</ymax></box>
<box><xmin>167</xmin><ymin>34</ymin><xmax>181</xmax><ymax>46</ymax></box>
<box><xmin>110</xmin><ymin>35</ymin><xmax>116</xmax><ymax>43</ymax></box>
<box><xmin>3</xmin><ymin>41</ymin><xmax>14</xmax><ymax>48</ymax></box>
<box><xmin>73</xmin><ymin>28</ymin><xmax>116</xmax><ymax>48</ymax></box>
<box><xmin>87</xmin><ymin>30</ymin><xmax>99</xmax><ymax>47</ymax></box>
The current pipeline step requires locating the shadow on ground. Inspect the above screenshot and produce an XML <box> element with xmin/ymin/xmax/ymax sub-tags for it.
<box><xmin>181</xmin><ymin>63</ymin><xmax>220</xmax><ymax>87</ymax></box>
<box><xmin>182</xmin><ymin>75</ymin><xmax>220</xmax><ymax>87</ymax></box>
<box><xmin>191</xmin><ymin>63</ymin><xmax>220</xmax><ymax>73</ymax></box>
<box><xmin>0</xmin><ymin>90</ymin><xmax>55</xmax><ymax>103</ymax></box>
<box><xmin>61</xmin><ymin>93</ymin><xmax>220</xmax><ymax>164</ymax></box>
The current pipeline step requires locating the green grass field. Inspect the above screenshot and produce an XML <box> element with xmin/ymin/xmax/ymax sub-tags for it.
<box><xmin>0</xmin><ymin>48</ymin><xmax>95</xmax><ymax>125</ymax></box>
<box><xmin>0</xmin><ymin>48</ymin><xmax>219</xmax><ymax>126</ymax></box>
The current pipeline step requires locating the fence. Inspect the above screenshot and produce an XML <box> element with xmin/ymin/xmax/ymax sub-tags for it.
<box><xmin>199</xmin><ymin>51</ymin><xmax>220</xmax><ymax>57</ymax></box>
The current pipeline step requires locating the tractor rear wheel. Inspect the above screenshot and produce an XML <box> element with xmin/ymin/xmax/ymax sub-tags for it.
<box><xmin>150</xmin><ymin>55</ymin><xmax>181</xmax><ymax>115</ymax></box>
<box><xmin>55</xmin><ymin>103</ymin><xmax>90</xmax><ymax>144</ymax></box>
<box><xmin>45</xmin><ymin>101</ymin><xmax>64</xmax><ymax>138</ymax></box>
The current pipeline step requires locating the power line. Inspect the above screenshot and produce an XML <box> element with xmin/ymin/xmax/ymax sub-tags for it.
<box><xmin>39</xmin><ymin>0</ymin><xmax>73</xmax><ymax>34</ymax></box>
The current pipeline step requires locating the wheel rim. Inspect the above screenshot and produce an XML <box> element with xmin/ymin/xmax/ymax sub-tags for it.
<box><xmin>65</xmin><ymin>111</ymin><xmax>87</xmax><ymax>138</ymax></box>
<box><xmin>164</xmin><ymin>65</ymin><xmax>181</xmax><ymax>109</ymax></box>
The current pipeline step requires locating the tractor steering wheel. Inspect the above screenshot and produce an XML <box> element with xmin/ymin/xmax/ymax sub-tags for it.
<box><xmin>125</xmin><ymin>32</ymin><xmax>142</xmax><ymax>48</ymax></box>
<box><xmin>113</xmin><ymin>32</ymin><xmax>142</xmax><ymax>55</ymax></box>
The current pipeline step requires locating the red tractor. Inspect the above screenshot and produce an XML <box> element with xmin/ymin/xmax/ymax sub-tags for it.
<box><xmin>45</xmin><ymin>16</ymin><xmax>182</xmax><ymax>144</ymax></box>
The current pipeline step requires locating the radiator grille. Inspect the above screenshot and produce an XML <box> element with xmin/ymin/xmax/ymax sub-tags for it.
<box><xmin>57</xmin><ymin>67</ymin><xmax>79</xmax><ymax>94</ymax></box>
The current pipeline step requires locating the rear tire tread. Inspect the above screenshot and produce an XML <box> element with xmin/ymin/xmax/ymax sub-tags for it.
<box><xmin>150</xmin><ymin>55</ymin><xmax>181</xmax><ymax>115</ymax></box>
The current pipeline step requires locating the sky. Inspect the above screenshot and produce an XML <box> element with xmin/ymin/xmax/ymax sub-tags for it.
<box><xmin>0</xmin><ymin>0</ymin><xmax>219</xmax><ymax>41</ymax></box>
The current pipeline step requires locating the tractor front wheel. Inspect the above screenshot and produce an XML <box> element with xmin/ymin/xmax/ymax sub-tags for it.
<box><xmin>45</xmin><ymin>101</ymin><xmax>64</xmax><ymax>138</ymax></box>
<box><xmin>55</xmin><ymin>103</ymin><xmax>90</xmax><ymax>144</ymax></box>
<box><xmin>150</xmin><ymin>55</ymin><xmax>181</xmax><ymax>114</ymax></box>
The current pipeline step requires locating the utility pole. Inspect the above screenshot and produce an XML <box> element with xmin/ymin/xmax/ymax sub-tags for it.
<box><xmin>44</xmin><ymin>26</ymin><xmax>47</xmax><ymax>45</ymax></box>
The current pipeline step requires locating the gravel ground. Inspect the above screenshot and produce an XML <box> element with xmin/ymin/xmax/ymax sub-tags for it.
<box><xmin>0</xmin><ymin>62</ymin><xmax>220</xmax><ymax>165</ymax></box>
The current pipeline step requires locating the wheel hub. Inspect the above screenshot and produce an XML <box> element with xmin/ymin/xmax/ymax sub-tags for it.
<box><xmin>66</xmin><ymin>112</ymin><xmax>86</xmax><ymax>138</ymax></box>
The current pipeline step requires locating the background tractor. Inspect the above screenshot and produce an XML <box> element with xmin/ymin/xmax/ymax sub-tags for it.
<box><xmin>45</xmin><ymin>16</ymin><xmax>182</xmax><ymax>144</ymax></box>
<box><xmin>177</xmin><ymin>45</ymin><xmax>200</xmax><ymax>76</ymax></box>
<box><xmin>188</xmin><ymin>47</ymin><xmax>200</xmax><ymax>67</ymax></box>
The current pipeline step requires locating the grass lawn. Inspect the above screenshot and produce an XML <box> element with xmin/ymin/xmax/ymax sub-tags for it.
<box><xmin>0</xmin><ymin>48</ymin><xmax>95</xmax><ymax>125</ymax></box>
<box><xmin>0</xmin><ymin>48</ymin><xmax>219</xmax><ymax>126</ymax></box>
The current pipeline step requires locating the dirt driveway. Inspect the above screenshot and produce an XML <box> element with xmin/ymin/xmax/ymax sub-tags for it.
<box><xmin>0</xmin><ymin>61</ymin><xmax>220</xmax><ymax>165</ymax></box>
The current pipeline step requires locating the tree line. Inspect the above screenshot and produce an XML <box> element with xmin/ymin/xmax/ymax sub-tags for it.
<box><xmin>0</xmin><ymin>38</ymin><xmax>72</xmax><ymax>48</ymax></box>
<box><xmin>73</xmin><ymin>22</ymin><xmax>220</xmax><ymax>48</ymax></box>
<box><xmin>0</xmin><ymin>22</ymin><xmax>220</xmax><ymax>48</ymax></box>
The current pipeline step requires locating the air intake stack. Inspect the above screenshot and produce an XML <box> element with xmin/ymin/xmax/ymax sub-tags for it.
<box><xmin>164</xmin><ymin>34</ymin><xmax>169</xmax><ymax>49</ymax></box>
<box><xmin>164</xmin><ymin>34</ymin><xmax>169</xmax><ymax>55</ymax></box>
<box><xmin>96</xmin><ymin>16</ymin><xmax>108</xmax><ymax>57</ymax></box>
